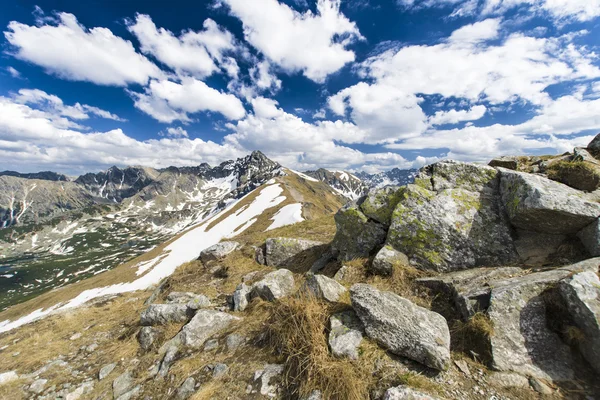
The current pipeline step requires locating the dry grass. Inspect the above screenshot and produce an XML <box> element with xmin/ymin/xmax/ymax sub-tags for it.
<box><xmin>450</xmin><ymin>312</ymin><xmax>494</xmax><ymax>364</ymax></box>
<box><xmin>267</xmin><ymin>294</ymin><xmax>369</xmax><ymax>399</ymax></box>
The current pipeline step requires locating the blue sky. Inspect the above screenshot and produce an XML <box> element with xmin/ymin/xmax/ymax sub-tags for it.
<box><xmin>0</xmin><ymin>0</ymin><xmax>599</xmax><ymax>174</ymax></box>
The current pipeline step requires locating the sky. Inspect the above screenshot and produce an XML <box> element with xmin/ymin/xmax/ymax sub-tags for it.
<box><xmin>0</xmin><ymin>0</ymin><xmax>599</xmax><ymax>175</ymax></box>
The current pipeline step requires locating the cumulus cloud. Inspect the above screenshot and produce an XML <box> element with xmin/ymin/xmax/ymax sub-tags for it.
<box><xmin>127</xmin><ymin>14</ymin><xmax>237</xmax><ymax>78</ymax></box>
<box><xmin>130</xmin><ymin>78</ymin><xmax>246</xmax><ymax>123</ymax></box>
<box><xmin>4</xmin><ymin>11</ymin><xmax>162</xmax><ymax>86</ymax></box>
<box><xmin>222</xmin><ymin>0</ymin><xmax>364</xmax><ymax>82</ymax></box>
<box><xmin>428</xmin><ymin>105</ymin><xmax>487</xmax><ymax>125</ymax></box>
<box><xmin>159</xmin><ymin>127</ymin><xmax>189</xmax><ymax>138</ymax></box>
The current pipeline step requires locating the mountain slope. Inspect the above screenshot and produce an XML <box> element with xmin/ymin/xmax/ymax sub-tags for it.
<box><xmin>355</xmin><ymin>168</ymin><xmax>418</xmax><ymax>188</ymax></box>
<box><xmin>303</xmin><ymin>168</ymin><xmax>368</xmax><ymax>200</ymax></box>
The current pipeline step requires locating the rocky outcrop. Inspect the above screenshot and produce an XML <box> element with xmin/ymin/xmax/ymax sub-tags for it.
<box><xmin>558</xmin><ymin>271</ymin><xmax>600</xmax><ymax>374</ymax></box>
<box><xmin>578</xmin><ymin>219</ymin><xmax>600</xmax><ymax>257</ymax></box>
<box><xmin>383</xmin><ymin>386</ymin><xmax>439</xmax><ymax>400</ymax></box>
<box><xmin>350</xmin><ymin>284</ymin><xmax>450</xmax><ymax>370</ymax></box>
<box><xmin>498</xmin><ymin>168</ymin><xmax>600</xmax><ymax>234</ymax></box>
<box><xmin>331</xmin><ymin>201</ymin><xmax>387</xmax><ymax>261</ymax></box>
<box><xmin>265</xmin><ymin>237</ymin><xmax>324</xmax><ymax>268</ymax></box>
<box><xmin>386</xmin><ymin>162</ymin><xmax>518</xmax><ymax>271</ymax></box>
<box><xmin>140</xmin><ymin>304</ymin><xmax>191</xmax><ymax>326</ymax></box>
<box><xmin>176</xmin><ymin>310</ymin><xmax>240</xmax><ymax>349</ymax></box>
<box><xmin>198</xmin><ymin>241</ymin><xmax>239</xmax><ymax>264</ymax></box>
<box><xmin>328</xmin><ymin>311</ymin><xmax>364</xmax><ymax>360</ymax></box>
<box><xmin>370</xmin><ymin>246</ymin><xmax>409</xmax><ymax>276</ymax></box>
<box><xmin>359</xmin><ymin>186</ymin><xmax>404</xmax><ymax>226</ymax></box>
<box><xmin>416</xmin><ymin>267</ymin><xmax>523</xmax><ymax>320</ymax></box>
<box><xmin>303</xmin><ymin>274</ymin><xmax>347</xmax><ymax>302</ymax></box>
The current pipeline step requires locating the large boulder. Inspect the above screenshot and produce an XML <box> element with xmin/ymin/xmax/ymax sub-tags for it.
<box><xmin>489</xmin><ymin>156</ymin><xmax>519</xmax><ymax>170</ymax></box>
<box><xmin>331</xmin><ymin>201</ymin><xmax>387</xmax><ymax>261</ymax></box>
<box><xmin>265</xmin><ymin>237</ymin><xmax>324</xmax><ymax>268</ymax></box>
<box><xmin>558</xmin><ymin>271</ymin><xmax>600</xmax><ymax>374</ymax></box>
<box><xmin>176</xmin><ymin>310</ymin><xmax>240</xmax><ymax>349</ymax></box>
<box><xmin>303</xmin><ymin>274</ymin><xmax>347</xmax><ymax>303</ymax></box>
<box><xmin>587</xmin><ymin>132</ymin><xmax>600</xmax><ymax>154</ymax></box>
<box><xmin>547</xmin><ymin>160</ymin><xmax>600</xmax><ymax>192</ymax></box>
<box><xmin>198</xmin><ymin>241</ymin><xmax>239</xmax><ymax>264</ymax></box>
<box><xmin>370</xmin><ymin>246</ymin><xmax>409</xmax><ymax>276</ymax></box>
<box><xmin>140</xmin><ymin>304</ymin><xmax>191</xmax><ymax>326</ymax></box>
<box><xmin>250</xmin><ymin>269</ymin><xmax>295</xmax><ymax>301</ymax></box>
<box><xmin>359</xmin><ymin>186</ymin><xmax>404</xmax><ymax>226</ymax></box>
<box><xmin>498</xmin><ymin>168</ymin><xmax>600</xmax><ymax>234</ymax></box>
<box><xmin>350</xmin><ymin>284</ymin><xmax>450</xmax><ymax>370</ymax></box>
<box><xmin>328</xmin><ymin>311</ymin><xmax>364</xmax><ymax>360</ymax></box>
<box><xmin>484</xmin><ymin>263</ymin><xmax>600</xmax><ymax>380</ymax></box>
<box><xmin>416</xmin><ymin>267</ymin><xmax>523</xmax><ymax>320</ymax></box>
<box><xmin>386</xmin><ymin>162</ymin><xmax>518</xmax><ymax>271</ymax></box>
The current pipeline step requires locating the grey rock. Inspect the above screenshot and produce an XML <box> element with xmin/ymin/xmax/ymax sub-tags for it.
<box><xmin>137</xmin><ymin>326</ymin><xmax>161</xmax><ymax>351</ymax></box>
<box><xmin>301</xmin><ymin>390</ymin><xmax>322</xmax><ymax>400</ymax></box>
<box><xmin>186</xmin><ymin>294</ymin><xmax>212</xmax><ymax>311</ymax></box>
<box><xmin>254</xmin><ymin>246</ymin><xmax>266</xmax><ymax>265</ymax></box>
<box><xmin>225</xmin><ymin>333</ymin><xmax>246</xmax><ymax>352</ymax></box>
<box><xmin>112</xmin><ymin>372</ymin><xmax>134</xmax><ymax>399</ymax></box>
<box><xmin>175</xmin><ymin>377</ymin><xmax>196</xmax><ymax>400</ymax></box>
<box><xmin>359</xmin><ymin>186</ymin><xmax>403</xmax><ymax>226</ymax></box>
<box><xmin>265</xmin><ymin>237</ymin><xmax>324</xmax><ymax>268</ymax></box>
<box><xmin>70</xmin><ymin>332</ymin><xmax>82</xmax><ymax>341</ymax></box>
<box><xmin>98</xmin><ymin>363</ymin><xmax>117</xmax><ymax>380</ymax></box>
<box><xmin>303</xmin><ymin>274</ymin><xmax>347</xmax><ymax>303</ymax></box>
<box><xmin>383</xmin><ymin>386</ymin><xmax>439</xmax><ymax>400</ymax></box>
<box><xmin>250</xmin><ymin>269</ymin><xmax>295</xmax><ymax>302</ymax></box>
<box><xmin>350</xmin><ymin>284</ymin><xmax>450</xmax><ymax>370</ymax></box>
<box><xmin>488</xmin><ymin>372</ymin><xmax>529</xmax><ymax>388</ymax></box>
<box><xmin>65</xmin><ymin>381</ymin><xmax>94</xmax><ymax>400</ymax></box>
<box><xmin>140</xmin><ymin>303</ymin><xmax>191</xmax><ymax>326</ymax></box>
<box><xmin>514</xmin><ymin>229</ymin><xmax>569</xmax><ymax>266</ymax></box>
<box><xmin>489</xmin><ymin>156</ymin><xmax>519</xmax><ymax>170</ymax></box>
<box><xmin>498</xmin><ymin>168</ymin><xmax>600</xmax><ymax>234</ymax></box>
<box><xmin>176</xmin><ymin>310</ymin><xmax>240</xmax><ymax>349</ymax></box>
<box><xmin>115</xmin><ymin>385</ymin><xmax>141</xmax><ymax>400</ymax></box>
<box><xmin>387</xmin><ymin>163</ymin><xmax>518</xmax><ymax>271</ymax></box>
<box><xmin>370</xmin><ymin>246</ymin><xmax>409</xmax><ymax>276</ymax></box>
<box><xmin>558</xmin><ymin>270</ymin><xmax>600</xmax><ymax>374</ymax></box>
<box><xmin>232</xmin><ymin>283</ymin><xmax>251</xmax><ymax>312</ymax></box>
<box><xmin>578</xmin><ymin>219</ymin><xmax>600</xmax><ymax>257</ymax></box>
<box><xmin>331</xmin><ymin>200</ymin><xmax>387</xmax><ymax>261</ymax></box>
<box><xmin>587</xmin><ymin>132</ymin><xmax>600</xmax><ymax>151</ymax></box>
<box><xmin>328</xmin><ymin>311</ymin><xmax>364</xmax><ymax>360</ymax></box>
<box><xmin>487</xmin><ymin>267</ymin><xmax>585</xmax><ymax>380</ymax></box>
<box><xmin>252</xmin><ymin>364</ymin><xmax>283</xmax><ymax>397</ymax></box>
<box><xmin>29</xmin><ymin>378</ymin><xmax>48</xmax><ymax>394</ymax></box>
<box><xmin>212</xmin><ymin>363</ymin><xmax>229</xmax><ymax>378</ymax></box>
<box><xmin>333</xmin><ymin>264</ymin><xmax>359</xmax><ymax>283</ymax></box>
<box><xmin>574</xmin><ymin>147</ymin><xmax>600</xmax><ymax>164</ymax></box>
<box><xmin>199</xmin><ymin>241</ymin><xmax>239</xmax><ymax>264</ymax></box>
<box><xmin>204</xmin><ymin>339</ymin><xmax>219</xmax><ymax>351</ymax></box>
<box><xmin>166</xmin><ymin>292</ymin><xmax>197</xmax><ymax>304</ymax></box>
<box><xmin>157</xmin><ymin>346</ymin><xmax>178</xmax><ymax>379</ymax></box>
<box><xmin>0</xmin><ymin>371</ymin><xmax>18</xmax><ymax>384</ymax></box>
<box><xmin>416</xmin><ymin>267</ymin><xmax>523</xmax><ymax>320</ymax></box>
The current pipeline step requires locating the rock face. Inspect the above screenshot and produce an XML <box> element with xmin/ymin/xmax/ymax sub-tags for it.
<box><xmin>370</xmin><ymin>246</ymin><xmax>409</xmax><ymax>276</ymax></box>
<box><xmin>416</xmin><ymin>267</ymin><xmax>523</xmax><ymax>320</ymax></box>
<box><xmin>350</xmin><ymin>284</ymin><xmax>450</xmax><ymax>370</ymax></box>
<box><xmin>199</xmin><ymin>241</ymin><xmax>239</xmax><ymax>264</ymax></box>
<box><xmin>498</xmin><ymin>168</ymin><xmax>600</xmax><ymax>234</ymax></box>
<box><xmin>578</xmin><ymin>219</ymin><xmax>600</xmax><ymax>257</ymax></box>
<box><xmin>331</xmin><ymin>201</ymin><xmax>387</xmax><ymax>261</ymax></box>
<box><xmin>265</xmin><ymin>237</ymin><xmax>324</xmax><ymax>268</ymax></box>
<box><xmin>547</xmin><ymin>160</ymin><xmax>600</xmax><ymax>192</ymax></box>
<box><xmin>328</xmin><ymin>311</ymin><xmax>364</xmax><ymax>360</ymax></box>
<box><xmin>386</xmin><ymin>162</ymin><xmax>518</xmax><ymax>271</ymax></box>
<box><xmin>250</xmin><ymin>269</ymin><xmax>295</xmax><ymax>301</ymax></box>
<box><xmin>359</xmin><ymin>186</ymin><xmax>404</xmax><ymax>226</ymax></box>
<box><xmin>140</xmin><ymin>304</ymin><xmax>191</xmax><ymax>326</ymax></box>
<box><xmin>176</xmin><ymin>310</ymin><xmax>240</xmax><ymax>349</ymax></box>
<box><xmin>487</xmin><ymin>268</ymin><xmax>581</xmax><ymax>381</ymax></box>
<box><xmin>558</xmin><ymin>271</ymin><xmax>600</xmax><ymax>374</ymax></box>
<box><xmin>303</xmin><ymin>274</ymin><xmax>347</xmax><ymax>303</ymax></box>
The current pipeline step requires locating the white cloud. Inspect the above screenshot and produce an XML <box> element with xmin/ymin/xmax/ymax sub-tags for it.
<box><xmin>4</xmin><ymin>12</ymin><xmax>162</xmax><ymax>86</ymax></box>
<box><xmin>448</xmin><ymin>18</ymin><xmax>501</xmax><ymax>44</ymax></box>
<box><xmin>160</xmin><ymin>127</ymin><xmax>189</xmax><ymax>138</ymax></box>
<box><xmin>6</xmin><ymin>66</ymin><xmax>20</xmax><ymax>78</ymax></box>
<box><xmin>130</xmin><ymin>78</ymin><xmax>246</xmax><ymax>123</ymax></box>
<box><xmin>428</xmin><ymin>105</ymin><xmax>487</xmax><ymax>125</ymax></box>
<box><xmin>127</xmin><ymin>14</ymin><xmax>236</xmax><ymax>78</ymax></box>
<box><xmin>250</xmin><ymin>60</ymin><xmax>282</xmax><ymax>92</ymax></box>
<box><xmin>222</xmin><ymin>0</ymin><xmax>364</xmax><ymax>82</ymax></box>
<box><xmin>313</xmin><ymin>108</ymin><xmax>327</xmax><ymax>119</ymax></box>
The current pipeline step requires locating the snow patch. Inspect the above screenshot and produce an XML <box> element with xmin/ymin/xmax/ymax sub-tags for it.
<box><xmin>267</xmin><ymin>203</ymin><xmax>304</xmax><ymax>231</ymax></box>
<box><xmin>288</xmin><ymin>169</ymin><xmax>318</xmax><ymax>182</ymax></box>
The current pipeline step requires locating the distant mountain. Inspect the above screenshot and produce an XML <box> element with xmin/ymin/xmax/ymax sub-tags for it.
<box><xmin>303</xmin><ymin>169</ymin><xmax>368</xmax><ymax>200</ymax></box>
<box><xmin>356</xmin><ymin>168</ymin><xmax>418</xmax><ymax>189</ymax></box>
<box><xmin>0</xmin><ymin>170</ymin><xmax>70</xmax><ymax>182</ymax></box>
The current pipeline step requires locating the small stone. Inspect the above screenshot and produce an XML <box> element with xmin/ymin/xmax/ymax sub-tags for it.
<box><xmin>70</xmin><ymin>333</ymin><xmax>82</xmax><ymax>341</ymax></box>
<box><xmin>488</xmin><ymin>372</ymin><xmax>529</xmax><ymax>388</ymax></box>
<box><xmin>328</xmin><ymin>311</ymin><xmax>364</xmax><ymax>360</ymax></box>
<box><xmin>232</xmin><ymin>283</ymin><xmax>251</xmax><ymax>312</ymax></box>
<box><xmin>250</xmin><ymin>269</ymin><xmax>295</xmax><ymax>302</ymax></box>
<box><xmin>137</xmin><ymin>326</ymin><xmax>162</xmax><ymax>351</ymax></box>
<box><xmin>529</xmin><ymin>377</ymin><xmax>554</xmax><ymax>395</ymax></box>
<box><xmin>453</xmin><ymin>359</ymin><xmax>471</xmax><ymax>377</ymax></box>
<box><xmin>157</xmin><ymin>346</ymin><xmax>179</xmax><ymax>379</ymax></box>
<box><xmin>186</xmin><ymin>294</ymin><xmax>211</xmax><ymax>311</ymax></box>
<box><xmin>175</xmin><ymin>377</ymin><xmax>196</xmax><ymax>400</ymax></box>
<box><xmin>85</xmin><ymin>343</ymin><xmax>98</xmax><ymax>353</ymax></box>
<box><xmin>225</xmin><ymin>334</ymin><xmax>246</xmax><ymax>352</ymax></box>
<box><xmin>112</xmin><ymin>372</ymin><xmax>134</xmax><ymax>399</ymax></box>
<box><xmin>370</xmin><ymin>246</ymin><xmax>409</xmax><ymax>276</ymax></box>
<box><xmin>253</xmin><ymin>364</ymin><xmax>283</xmax><ymax>397</ymax></box>
<box><xmin>29</xmin><ymin>378</ymin><xmax>48</xmax><ymax>394</ymax></box>
<box><xmin>383</xmin><ymin>385</ymin><xmax>439</xmax><ymax>400</ymax></box>
<box><xmin>212</xmin><ymin>363</ymin><xmax>229</xmax><ymax>378</ymax></box>
<box><xmin>98</xmin><ymin>363</ymin><xmax>116</xmax><ymax>380</ymax></box>
<box><xmin>199</xmin><ymin>241</ymin><xmax>239</xmax><ymax>264</ymax></box>
<box><xmin>140</xmin><ymin>303</ymin><xmax>191</xmax><ymax>326</ymax></box>
<box><xmin>0</xmin><ymin>371</ymin><xmax>18</xmax><ymax>384</ymax></box>
<box><xmin>204</xmin><ymin>339</ymin><xmax>219</xmax><ymax>351</ymax></box>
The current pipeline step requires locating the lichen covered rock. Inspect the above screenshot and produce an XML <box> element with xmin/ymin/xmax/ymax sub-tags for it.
<box><xmin>547</xmin><ymin>160</ymin><xmax>600</xmax><ymax>192</ymax></box>
<box><xmin>176</xmin><ymin>310</ymin><xmax>240</xmax><ymax>349</ymax></box>
<box><xmin>250</xmin><ymin>269</ymin><xmax>295</xmax><ymax>301</ymax></box>
<box><xmin>303</xmin><ymin>274</ymin><xmax>347</xmax><ymax>303</ymax></box>
<box><xmin>370</xmin><ymin>245</ymin><xmax>409</xmax><ymax>276</ymax></box>
<box><xmin>140</xmin><ymin>304</ymin><xmax>191</xmax><ymax>326</ymax></box>
<box><xmin>359</xmin><ymin>186</ymin><xmax>404</xmax><ymax>226</ymax></box>
<box><xmin>199</xmin><ymin>241</ymin><xmax>239</xmax><ymax>264</ymax></box>
<box><xmin>265</xmin><ymin>237</ymin><xmax>324</xmax><ymax>268</ymax></box>
<box><xmin>331</xmin><ymin>201</ymin><xmax>387</xmax><ymax>261</ymax></box>
<box><xmin>328</xmin><ymin>310</ymin><xmax>364</xmax><ymax>360</ymax></box>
